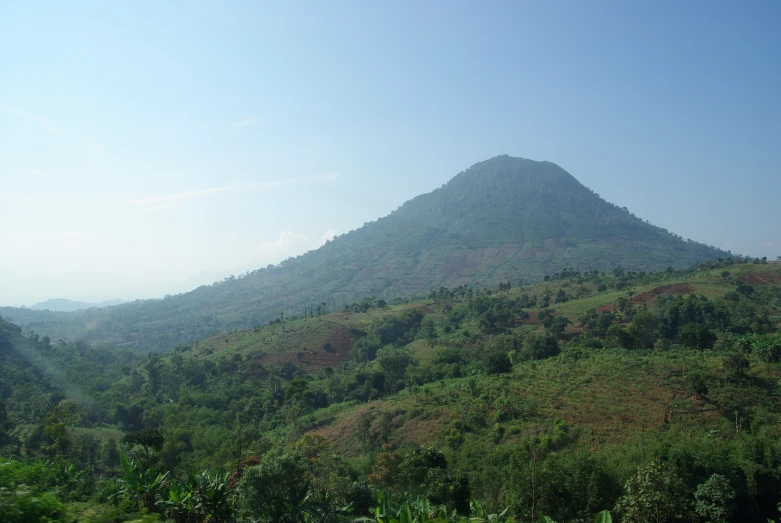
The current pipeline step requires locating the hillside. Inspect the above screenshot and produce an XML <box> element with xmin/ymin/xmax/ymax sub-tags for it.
<box><xmin>3</xmin><ymin>259</ymin><xmax>780</xmax><ymax>521</ymax></box>
<box><xmin>30</xmin><ymin>298</ymin><xmax>125</xmax><ymax>312</ymax></box>
<box><xmin>1</xmin><ymin>156</ymin><xmax>729</xmax><ymax>351</ymax></box>
<box><xmin>0</xmin><ymin>316</ymin><xmax>142</xmax><ymax>432</ymax></box>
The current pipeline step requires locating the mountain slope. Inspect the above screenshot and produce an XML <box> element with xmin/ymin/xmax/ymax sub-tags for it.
<box><xmin>30</xmin><ymin>298</ymin><xmax>125</xmax><ymax>312</ymax></box>
<box><xmin>1</xmin><ymin>156</ymin><xmax>729</xmax><ymax>350</ymax></box>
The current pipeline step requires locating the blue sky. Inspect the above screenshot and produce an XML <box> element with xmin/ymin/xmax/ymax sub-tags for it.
<box><xmin>1</xmin><ymin>1</ymin><xmax>779</xmax><ymax>306</ymax></box>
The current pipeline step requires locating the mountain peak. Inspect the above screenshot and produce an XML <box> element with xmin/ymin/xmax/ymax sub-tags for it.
<box><xmin>4</xmin><ymin>157</ymin><xmax>728</xmax><ymax>350</ymax></box>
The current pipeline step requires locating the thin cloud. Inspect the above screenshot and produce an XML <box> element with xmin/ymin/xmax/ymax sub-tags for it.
<box><xmin>235</xmin><ymin>116</ymin><xmax>261</xmax><ymax>129</ymax></box>
<box><xmin>3</xmin><ymin>107</ymin><xmax>55</xmax><ymax>126</ymax></box>
<box><xmin>113</xmin><ymin>172</ymin><xmax>339</xmax><ymax>209</ymax></box>
<box><xmin>2</xmin><ymin>107</ymin><xmax>101</xmax><ymax>149</ymax></box>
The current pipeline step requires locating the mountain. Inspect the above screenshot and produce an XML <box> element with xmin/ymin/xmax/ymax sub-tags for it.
<box><xmin>30</xmin><ymin>298</ymin><xmax>125</xmax><ymax>312</ymax></box>
<box><xmin>0</xmin><ymin>155</ymin><xmax>729</xmax><ymax>350</ymax></box>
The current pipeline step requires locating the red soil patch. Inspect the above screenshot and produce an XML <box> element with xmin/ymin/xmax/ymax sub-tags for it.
<box><xmin>632</xmin><ymin>283</ymin><xmax>693</xmax><ymax>305</ymax></box>
<box><xmin>595</xmin><ymin>283</ymin><xmax>693</xmax><ymax>313</ymax></box>
<box><xmin>739</xmin><ymin>272</ymin><xmax>781</xmax><ymax>285</ymax></box>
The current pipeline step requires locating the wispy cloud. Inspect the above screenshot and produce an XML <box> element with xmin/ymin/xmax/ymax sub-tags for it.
<box><xmin>235</xmin><ymin>116</ymin><xmax>261</xmax><ymax>129</ymax></box>
<box><xmin>112</xmin><ymin>172</ymin><xmax>339</xmax><ymax>209</ymax></box>
<box><xmin>2</xmin><ymin>107</ymin><xmax>101</xmax><ymax>149</ymax></box>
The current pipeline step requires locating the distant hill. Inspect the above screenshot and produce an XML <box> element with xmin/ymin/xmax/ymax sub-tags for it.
<box><xmin>30</xmin><ymin>298</ymin><xmax>125</xmax><ymax>312</ymax></box>
<box><xmin>1</xmin><ymin>155</ymin><xmax>729</xmax><ymax>350</ymax></box>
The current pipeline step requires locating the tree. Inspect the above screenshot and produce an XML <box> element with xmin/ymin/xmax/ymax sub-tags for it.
<box><xmin>237</xmin><ymin>451</ymin><xmax>322</xmax><ymax>523</ymax></box>
<box><xmin>596</xmin><ymin>310</ymin><xmax>615</xmax><ymax>332</ymax></box>
<box><xmin>678</xmin><ymin>323</ymin><xmax>717</xmax><ymax>351</ymax></box>
<box><xmin>487</xmin><ymin>351</ymin><xmax>512</xmax><ymax>375</ymax></box>
<box><xmin>605</xmin><ymin>325</ymin><xmax>632</xmax><ymax>348</ymax></box>
<box><xmin>368</xmin><ymin>444</ymin><xmax>402</xmax><ymax>489</ymax></box>
<box><xmin>522</xmin><ymin>335</ymin><xmax>560</xmax><ymax>361</ymax></box>
<box><xmin>423</xmin><ymin>468</ymin><xmax>471</xmax><ymax>514</ymax></box>
<box><xmin>398</xmin><ymin>446</ymin><xmax>448</xmax><ymax>493</ymax></box>
<box><xmin>0</xmin><ymin>399</ymin><xmax>12</xmax><ymax>445</ymax></box>
<box><xmin>42</xmin><ymin>400</ymin><xmax>82</xmax><ymax>456</ymax></box>
<box><xmin>377</xmin><ymin>347</ymin><xmax>414</xmax><ymax>393</ymax></box>
<box><xmin>614</xmin><ymin>460</ymin><xmax>692</xmax><ymax>523</ymax></box>
<box><xmin>694</xmin><ymin>474</ymin><xmax>735</xmax><ymax>522</ymax></box>
<box><xmin>724</xmin><ymin>352</ymin><xmax>749</xmax><ymax>379</ymax></box>
<box><xmin>545</xmin><ymin>315</ymin><xmax>571</xmax><ymax>335</ymax></box>
<box><xmin>629</xmin><ymin>311</ymin><xmax>660</xmax><ymax>350</ymax></box>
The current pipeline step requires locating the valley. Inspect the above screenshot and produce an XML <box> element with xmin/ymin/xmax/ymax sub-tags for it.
<box><xmin>2</xmin><ymin>256</ymin><xmax>780</xmax><ymax>521</ymax></box>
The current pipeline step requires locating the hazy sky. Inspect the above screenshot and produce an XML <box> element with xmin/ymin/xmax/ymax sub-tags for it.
<box><xmin>1</xmin><ymin>1</ymin><xmax>780</xmax><ymax>306</ymax></box>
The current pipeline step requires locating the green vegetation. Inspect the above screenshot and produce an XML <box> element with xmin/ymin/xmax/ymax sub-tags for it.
<box><xmin>2</xmin><ymin>259</ymin><xmax>780</xmax><ymax>521</ymax></box>
<box><xmin>0</xmin><ymin>156</ymin><xmax>729</xmax><ymax>351</ymax></box>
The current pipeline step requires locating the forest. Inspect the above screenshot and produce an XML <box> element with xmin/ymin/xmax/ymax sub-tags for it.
<box><xmin>2</xmin><ymin>257</ymin><xmax>781</xmax><ymax>522</ymax></box>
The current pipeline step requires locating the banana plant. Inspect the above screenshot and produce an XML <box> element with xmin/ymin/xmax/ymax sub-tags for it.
<box><xmin>157</xmin><ymin>470</ymin><xmax>233</xmax><ymax>523</ymax></box>
<box><xmin>470</xmin><ymin>499</ymin><xmax>509</xmax><ymax>522</ymax></box>
<box><xmin>368</xmin><ymin>490</ymin><xmax>609</xmax><ymax>523</ymax></box>
<box><xmin>538</xmin><ymin>510</ymin><xmax>612</xmax><ymax>523</ymax></box>
<box><xmin>118</xmin><ymin>452</ymin><xmax>169</xmax><ymax>512</ymax></box>
<box><xmin>369</xmin><ymin>490</ymin><xmax>506</xmax><ymax>523</ymax></box>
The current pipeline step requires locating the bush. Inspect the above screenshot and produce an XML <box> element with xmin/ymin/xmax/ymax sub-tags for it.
<box><xmin>0</xmin><ymin>460</ymin><xmax>64</xmax><ymax>523</ymax></box>
<box><xmin>0</xmin><ymin>485</ymin><xmax>64</xmax><ymax>523</ymax></box>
